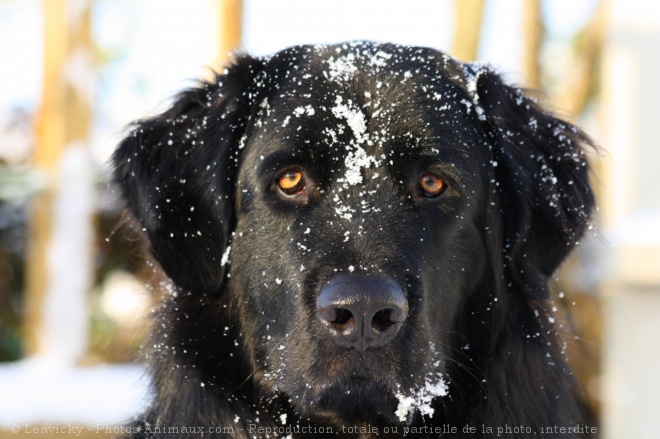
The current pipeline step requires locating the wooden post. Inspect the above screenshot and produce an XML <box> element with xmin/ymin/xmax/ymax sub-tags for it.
<box><xmin>24</xmin><ymin>0</ymin><xmax>94</xmax><ymax>362</ymax></box>
<box><xmin>451</xmin><ymin>0</ymin><xmax>485</xmax><ymax>62</ymax></box>
<box><xmin>555</xmin><ymin>1</ymin><xmax>605</xmax><ymax>116</ymax></box>
<box><xmin>218</xmin><ymin>0</ymin><xmax>243</xmax><ymax>67</ymax></box>
<box><xmin>522</xmin><ymin>0</ymin><xmax>543</xmax><ymax>89</ymax></box>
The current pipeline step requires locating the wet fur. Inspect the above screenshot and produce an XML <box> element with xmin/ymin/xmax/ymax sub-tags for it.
<box><xmin>113</xmin><ymin>42</ymin><xmax>595</xmax><ymax>438</ymax></box>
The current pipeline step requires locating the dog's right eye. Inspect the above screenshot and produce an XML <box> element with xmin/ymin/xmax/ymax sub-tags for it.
<box><xmin>277</xmin><ymin>170</ymin><xmax>306</xmax><ymax>196</ymax></box>
<box><xmin>419</xmin><ymin>173</ymin><xmax>445</xmax><ymax>198</ymax></box>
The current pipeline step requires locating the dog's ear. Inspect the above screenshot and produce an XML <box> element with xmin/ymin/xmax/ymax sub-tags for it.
<box><xmin>112</xmin><ymin>55</ymin><xmax>264</xmax><ymax>293</ymax></box>
<box><xmin>472</xmin><ymin>67</ymin><xmax>595</xmax><ymax>300</ymax></box>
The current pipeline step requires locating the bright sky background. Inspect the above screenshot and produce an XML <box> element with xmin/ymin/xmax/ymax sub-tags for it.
<box><xmin>0</xmin><ymin>0</ymin><xmax>598</xmax><ymax>164</ymax></box>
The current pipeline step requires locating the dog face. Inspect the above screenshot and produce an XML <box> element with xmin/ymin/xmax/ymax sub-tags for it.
<box><xmin>230</xmin><ymin>45</ymin><xmax>495</xmax><ymax>422</ymax></box>
<box><xmin>114</xmin><ymin>42</ymin><xmax>594</xmax><ymax>429</ymax></box>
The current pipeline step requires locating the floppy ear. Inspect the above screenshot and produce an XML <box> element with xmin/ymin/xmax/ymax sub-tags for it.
<box><xmin>112</xmin><ymin>55</ymin><xmax>264</xmax><ymax>293</ymax></box>
<box><xmin>473</xmin><ymin>68</ymin><xmax>595</xmax><ymax>299</ymax></box>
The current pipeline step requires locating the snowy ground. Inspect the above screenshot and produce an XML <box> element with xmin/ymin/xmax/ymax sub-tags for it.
<box><xmin>0</xmin><ymin>359</ymin><xmax>150</xmax><ymax>427</ymax></box>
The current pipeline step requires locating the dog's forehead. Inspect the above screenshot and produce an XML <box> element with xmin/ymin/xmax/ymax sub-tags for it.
<box><xmin>243</xmin><ymin>43</ymin><xmax>485</xmax><ymax>171</ymax></box>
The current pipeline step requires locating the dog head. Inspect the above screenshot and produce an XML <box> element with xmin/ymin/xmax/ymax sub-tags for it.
<box><xmin>114</xmin><ymin>42</ymin><xmax>594</xmax><ymax>425</ymax></box>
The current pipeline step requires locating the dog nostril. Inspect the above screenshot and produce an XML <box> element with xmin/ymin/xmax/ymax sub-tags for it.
<box><xmin>333</xmin><ymin>308</ymin><xmax>353</xmax><ymax>325</ymax></box>
<box><xmin>329</xmin><ymin>308</ymin><xmax>354</xmax><ymax>332</ymax></box>
<box><xmin>371</xmin><ymin>308</ymin><xmax>397</xmax><ymax>332</ymax></box>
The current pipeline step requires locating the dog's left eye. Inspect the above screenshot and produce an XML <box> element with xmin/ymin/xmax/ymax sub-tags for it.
<box><xmin>277</xmin><ymin>170</ymin><xmax>305</xmax><ymax>196</ymax></box>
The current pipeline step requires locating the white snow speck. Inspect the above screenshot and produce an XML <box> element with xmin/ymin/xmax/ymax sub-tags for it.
<box><xmin>340</xmin><ymin>146</ymin><xmax>379</xmax><ymax>186</ymax></box>
<box><xmin>394</xmin><ymin>373</ymin><xmax>448</xmax><ymax>422</ymax></box>
<box><xmin>334</xmin><ymin>203</ymin><xmax>355</xmax><ymax>221</ymax></box>
<box><xmin>330</xmin><ymin>96</ymin><xmax>380</xmax><ymax>188</ymax></box>
<box><xmin>238</xmin><ymin>134</ymin><xmax>247</xmax><ymax>149</ymax></box>
<box><xmin>370</xmin><ymin>50</ymin><xmax>393</xmax><ymax>67</ymax></box>
<box><xmin>220</xmin><ymin>246</ymin><xmax>231</xmax><ymax>266</ymax></box>
<box><xmin>394</xmin><ymin>395</ymin><xmax>416</xmax><ymax>423</ymax></box>
<box><xmin>326</xmin><ymin>53</ymin><xmax>358</xmax><ymax>82</ymax></box>
<box><xmin>332</xmin><ymin>96</ymin><xmax>368</xmax><ymax>143</ymax></box>
<box><xmin>294</xmin><ymin>105</ymin><xmax>315</xmax><ymax>117</ymax></box>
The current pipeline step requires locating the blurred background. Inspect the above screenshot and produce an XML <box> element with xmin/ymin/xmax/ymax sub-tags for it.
<box><xmin>0</xmin><ymin>0</ymin><xmax>658</xmax><ymax>438</ymax></box>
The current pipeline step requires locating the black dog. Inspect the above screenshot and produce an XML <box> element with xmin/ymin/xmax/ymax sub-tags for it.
<box><xmin>113</xmin><ymin>42</ymin><xmax>595</xmax><ymax>438</ymax></box>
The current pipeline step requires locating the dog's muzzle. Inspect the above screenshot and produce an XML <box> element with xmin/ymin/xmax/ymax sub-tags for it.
<box><xmin>316</xmin><ymin>274</ymin><xmax>408</xmax><ymax>352</ymax></box>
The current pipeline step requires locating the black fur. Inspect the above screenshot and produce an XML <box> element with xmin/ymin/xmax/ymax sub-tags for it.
<box><xmin>113</xmin><ymin>42</ymin><xmax>595</xmax><ymax>438</ymax></box>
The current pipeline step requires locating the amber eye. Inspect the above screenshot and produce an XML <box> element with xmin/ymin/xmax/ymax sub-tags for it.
<box><xmin>419</xmin><ymin>173</ymin><xmax>445</xmax><ymax>197</ymax></box>
<box><xmin>277</xmin><ymin>170</ymin><xmax>305</xmax><ymax>195</ymax></box>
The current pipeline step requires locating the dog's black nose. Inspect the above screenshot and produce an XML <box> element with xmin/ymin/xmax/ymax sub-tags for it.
<box><xmin>316</xmin><ymin>275</ymin><xmax>408</xmax><ymax>352</ymax></box>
